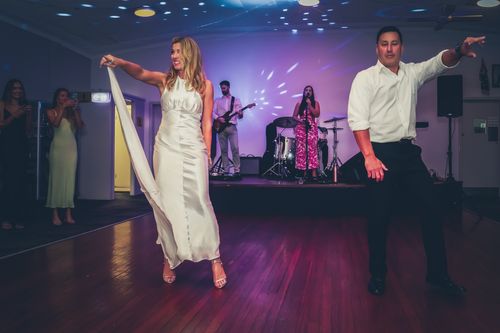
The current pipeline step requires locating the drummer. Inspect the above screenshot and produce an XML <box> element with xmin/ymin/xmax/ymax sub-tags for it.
<box><xmin>292</xmin><ymin>85</ymin><xmax>321</xmax><ymax>180</ymax></box>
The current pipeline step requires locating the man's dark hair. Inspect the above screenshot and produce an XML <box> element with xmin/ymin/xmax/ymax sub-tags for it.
<box><xmin>219</xmin><ymin>80</ymin><xmax>230</xmax><ymax>87</ymax></box>
<box><xmin>376</xmin><ymin>26</ymin><xmax>403</xmax><ymax>44</ymax></box>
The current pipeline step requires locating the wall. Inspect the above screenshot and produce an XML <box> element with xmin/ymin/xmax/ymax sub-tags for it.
<box><xmin>90</xmin><ymin>28</ymin><xmax>500</xmax><ymax>180</ymax></box>
<box><xmin>0</xmin><ymin>21</ymin><xmax>91</xmax><ymax>102</ymax></box>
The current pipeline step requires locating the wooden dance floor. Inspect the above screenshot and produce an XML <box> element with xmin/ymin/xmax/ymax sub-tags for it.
<box><xmin>1</xmin><ymin>204</ymin><xmax>499</xmax><ymax>332</ymax></box>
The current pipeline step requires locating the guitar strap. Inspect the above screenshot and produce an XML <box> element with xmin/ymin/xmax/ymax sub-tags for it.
<box><xmin>229</xmin><ymin>96</ymin><xmax>235</xmax><ymax>115</ymax></box>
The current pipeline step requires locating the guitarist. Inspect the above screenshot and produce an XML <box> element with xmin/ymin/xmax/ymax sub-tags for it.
<box><xmin>213</xmin><ymin>80</ymin><xmax>243</xmax><ymax>177</ymax></box>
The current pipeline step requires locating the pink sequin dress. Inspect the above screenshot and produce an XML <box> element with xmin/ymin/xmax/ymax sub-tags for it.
<box><xmin>295</xmin><ymin>111</ymin><xmax>318</xmax><ymax>170</ymax></box>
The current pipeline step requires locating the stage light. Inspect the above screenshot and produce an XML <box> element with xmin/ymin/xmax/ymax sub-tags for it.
<box><xmin>134</xmin><ymin>7</ymin><xmax>156</xmax><ymax>17</ymax></box>
<box><xmin>298</xmin><ymin>0</ymin><xmax>319</xmax><ymax>6</ymax></box>
<box><xmin>477</xmin><ymin>0</ymin><xmax>500</xmax><ymax>7</ymax></box>
<box><xmin>91</xmin><ymin>92</ymin><xmax>111</xmax><ymax>103</ymax></box>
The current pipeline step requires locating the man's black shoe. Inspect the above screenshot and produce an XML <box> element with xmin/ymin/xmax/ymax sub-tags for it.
<box><xmin>368</xmin><ymin>276</ymin><xmax>385</xmax><ymax>296</ymax></box>
<box><xmin>426</xmin><ymin>275</ymin><xmax>466</xmax><ymax>296</ymax></box>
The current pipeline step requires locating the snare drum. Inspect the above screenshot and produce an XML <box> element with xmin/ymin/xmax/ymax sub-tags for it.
<box><xmin>274</xmin><ymin>136</ymin><xmax>296</xmax><ymax>160</ymax></box>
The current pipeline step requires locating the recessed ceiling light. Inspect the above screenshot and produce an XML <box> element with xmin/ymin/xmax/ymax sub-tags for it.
<box><xmin>322</xmin><ymin>18</ymin><xmax>328</xmax><ymax>21</ymax></box>
<box><xmin>341</xmin><ymin>26</ymin><xmax>349</xmax><ymax>29</ymax></box>
<box><xmin>302</xmin><ymin>17</ymin><xmax>308</xmax><ymax>21</ymax></box>
<box><xmin>135</xmin><ymin>8</ymin><xmax>156</xmax><ymax>17</ymax></box>
<box><xmin>164</xmin><ymin>11</ymin><xmax>171</xmax><ymax>14</ymax></box>
<box><xmin>81</xmin><ymin>4</ymin><xmax>94</xmax><ymax>8</ymax></box>
<box><xmin>329</xmin><ymin>22</ymin><xmax>336</xmax><ymax>25</ymax></box>
<box><xmin>298</xmin><ymin>0</ymin><xmax>319</xmax><ymax>6</ymax></box>
<box><xmin>328</xmin><ymin>8</ymin><xmax>333</xmax><ymax>11</ymax></box>
<box><xmin>303</xmin><ymin>12</ymin><xmax>309</xmax><ymax>15</ymax></box>
<box><xmin>118</xmin><ymin>6</ymin><xmax>127</xmax><ymax>10</ymax></box>
<box><xmin>284</xmin><ymin>22</ymin><xmax>289</xmax><ymax>25</ymax></box>
<box><xmin>341</xmin><ymin>1</ymin><xmax>350</xmax><ymax>4</ymax></box>
<box><xmin>410</xmin><ymin>8</ymin><xmax>427</xmax><ymax>12</ymax></box>
<box><xmin>109</xmin><ymin>15</ymin><xmax>120</xmax><ymax>19</ymax></box>
<box><xmin>160</xmin><ymin>1</ymin><xmax>166</xmax><ymax>4</ymax></box>
<box><xmin>182</xmin><ymin>7</ymin><xmax>189</xmax><ymax>10</ymax></box>
<box><xmin>317</xmin><ymin>28</ymin><xmax>324</xmax><ymax>32</ymax></box>
<box><xmin>283</xmin><ymin>8</ymin><xmax>288</xmax><ymax>12</ymax></box>
<box><xmin>198</xmin><ymin>2</ymin><xmax>205</xmax><ymax>5</ymax></box>
<box><xmin>292</xmin><ymin>29</ymin><xmax>298</xmax><ymax>34</ymax></box>
<box><xmin>56</xmin><ymin>13</ymin><xmax>71</xmax><ymax>17</ymax></box>
<box><xmin>307</xmin><ymin>22</ymin><xmax>313</xmax><ymax>26</ymax></box>
<box><xmin>477</xmin><ymin>0</ymin><xmax>500</xmax><ymax>7</ymax></box>
<box><xmin>280</xmin><ymin>16</ymin><xmax>285</xmax><ymax>19</ymax></box>
<box><xmin>321</xmin><ymin>14</ymin><xmax>327</xmax><ymax>17</ymax></box>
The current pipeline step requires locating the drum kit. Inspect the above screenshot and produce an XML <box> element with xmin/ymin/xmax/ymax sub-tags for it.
<box><xmin>263</xmin><ymin>114</ymin><xmax>347</xmax><ymax>183</ymax></box>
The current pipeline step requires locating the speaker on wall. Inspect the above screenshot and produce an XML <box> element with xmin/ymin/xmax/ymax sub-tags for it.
<box><xmin>437</xmin><ymin>75</ymin><xmax>463</xmax><ymax>118</ymax></box>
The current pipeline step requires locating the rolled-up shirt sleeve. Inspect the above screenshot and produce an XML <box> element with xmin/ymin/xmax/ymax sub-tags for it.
<box><xmin>413</xmin><ymin>50</ymin><xmax>458</xmax><ymax>86</ymax></box>
<box><xmin>348</xmin><ymin>71</ymin><xmax>372</xmax><ymax>132</ymax></box>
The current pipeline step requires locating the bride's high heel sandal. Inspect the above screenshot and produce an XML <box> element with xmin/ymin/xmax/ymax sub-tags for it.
<box><xmin>211</xmin><ymin>258</ymin><xmax>227</xmax><ymax>289</ymax></box>
<box><xmin>163</xmin><ymin>261</ymin><xmax>176</xmax><ymax>284</ymax></box>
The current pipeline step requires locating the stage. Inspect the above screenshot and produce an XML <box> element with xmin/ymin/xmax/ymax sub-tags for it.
<box><xmin>209</xmin><ymin>176</ymin><xmax>463</xmax><ymax>223</ymax></box>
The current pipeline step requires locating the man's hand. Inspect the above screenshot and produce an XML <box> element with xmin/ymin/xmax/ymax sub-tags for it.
<box><xmin>459</xmin><ymin>36</ymin><xmax>486</xmax><ymax>58</ymax></box>
<box><xmin>365</xmin><ymin>154</ymin><xmax>388</xmax><ymax>182</ymax></box>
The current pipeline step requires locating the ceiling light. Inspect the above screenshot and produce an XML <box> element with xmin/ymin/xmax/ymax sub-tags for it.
<box><xmin>118</xmin><ymin>6</ymin><xmax>127</xmax><ymax>10</ymax></box>
<box><xmin>134</xmin><ymin>7</ymin><xmax>156</xmax><ymax>17</ymax></box>
<box><xmin>298</xmin><ymin>0</ymin><xmax>319</xmax><ymax>6</ymax></box>
<box><xmin>341</xmin><ymin>26</ymin><xmax>349</xmax><ymax>29</ymax></box>
<box><xmin>292</xmin><ymin>29</ymin><xmax>298</xmax><ymax>34</ymax></box>
<box><xmin>410</xmin><ymin>8</ymin><xmax>427</xmax><ymax>12</ymax></box>
<box><xmin>317</xmin><ymin>28</ymin><xmax>324</xmax><ymax>32</ymax></box>
<box><xmin>109</xmin><ymin>15</ymin><xmax>120</xmax><ymax>19</ymax></box>
<box><xmin>56</xmin><ymin>13</ymin><xmax>71</xmax><ymax>17</ymax></box>
<box><xmin>81</xmin><ymin>4</ymin><xmax>94</xmax><ymax>8</ymax></box>
<box><xmin>341</xmin><ymin>1</ymin><xmax>350</xmax><ymax>4</ymax></box>
<box><xmin>477</xmin><ymin>0</ymin><xmax>500</xmax><ymax>7</ymax></box>
<box><xmin>307</xmin><ymin>22</ymin><xmax>313</xmax><ymax>26</ymax></box>
<box><xmin>182</xmin><ymin>7</ymin><xmax>189</xmax><ymax>10</ymax></box>
<box><xmin>160</xmin><ymin>1</ymin><xmax>166</xmax><ymax>4</ymax></box>
<box><xmin>198</xmin><ymin>2</ymin><xmax>205</xmax><ymax>5</ymax></box>
<box><xmin>164</xmin><ymin>11</ymin><xmax>171</xmax><ymax>14</ymax></box>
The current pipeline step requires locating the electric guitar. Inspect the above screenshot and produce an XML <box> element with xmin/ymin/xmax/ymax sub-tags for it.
<box><xmin>214</xmin><ymin>103</ymin><xmax>256</xmax><ymax>133</ymax></box>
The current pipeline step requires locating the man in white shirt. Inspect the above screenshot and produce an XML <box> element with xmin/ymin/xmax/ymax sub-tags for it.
<box><xmin>348</xmin><ymin>26</ymin><xmax>485</xmax><ymax>296</ymax></box>
<box><xmin>213</xmin><ymin>80</ymin><xmax>243</xmax><ymax>177</ymax></box>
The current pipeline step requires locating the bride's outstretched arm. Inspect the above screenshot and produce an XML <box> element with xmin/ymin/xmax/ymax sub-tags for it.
<box><xmin>100</xmin><ymin>54</ymin><xmax>166</xmax><ymax>91</ymax></box>
<box><xmin>201</xmin><ymin>80</ymin><xmax>214</xmax><ymax>160</ymax></box>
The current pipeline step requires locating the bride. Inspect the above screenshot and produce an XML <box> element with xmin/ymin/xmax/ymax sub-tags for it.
<box><xmin>100</xmin><ymin>37</ymin><xmax>227</xmax><ymax>289</ymax></box>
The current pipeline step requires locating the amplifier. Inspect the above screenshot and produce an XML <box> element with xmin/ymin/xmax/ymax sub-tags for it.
<box><xmin>240</xmin><ymin>156</ymin><xmax>261</xmax><ymax>175</ymax></box>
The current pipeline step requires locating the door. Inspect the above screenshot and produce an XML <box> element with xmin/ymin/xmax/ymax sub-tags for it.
<box><xmin>126</xmin><ymin>94</ymin><xmax>146</xmax><ymax>196</ymax></box>
<box><xmin>460</xmin><ymin>100</ymin><xmax>500</xmax><ymax>191</ymax></box>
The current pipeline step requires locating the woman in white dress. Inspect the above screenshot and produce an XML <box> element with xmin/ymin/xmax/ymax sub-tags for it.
<box><xmin>100</xmin><ymin>37</ymin><xmax>227</xmax><ymax>288</ymax></box>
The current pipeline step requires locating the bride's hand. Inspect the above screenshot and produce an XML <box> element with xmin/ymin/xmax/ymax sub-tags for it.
<box><xmin>100</xmin><ymin>54</ymin><xmax>119</xmax><ymax>68</ymax></box>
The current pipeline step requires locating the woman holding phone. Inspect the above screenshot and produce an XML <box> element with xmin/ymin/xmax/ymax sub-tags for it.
<box><xmin>46</xmin><ymin>88</ymin><xmax>84</xmax><ymax>225</ymax></box>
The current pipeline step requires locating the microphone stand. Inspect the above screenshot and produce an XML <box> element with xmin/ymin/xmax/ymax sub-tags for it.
<box><xmin>304</xmin><ymin>104</ymin><xmax>310</xmax><ymax>183</ymax></box>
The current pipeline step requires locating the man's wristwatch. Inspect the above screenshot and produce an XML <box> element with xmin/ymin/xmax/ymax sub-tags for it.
<box><xmin>454</xmin><ymin>42</ymin><xmax>464</xmax><ymax>59</ymax></box>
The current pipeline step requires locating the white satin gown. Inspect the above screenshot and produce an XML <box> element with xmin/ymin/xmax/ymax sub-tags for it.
<box><xmin>153</xmin><ymin>77</ymin><xmax>220</xmax><ymax>268</ymax></box>
<box><xmin>107</xmin><ymin>68</ymin><xmax>220</xmax><ymax>269</ymax></box>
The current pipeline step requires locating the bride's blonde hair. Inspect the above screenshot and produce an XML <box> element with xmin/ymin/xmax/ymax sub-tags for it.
<box><xmin>165</xmin><ymin>36</ymin><xmax>206</xmax><ymax>95</ymax></box>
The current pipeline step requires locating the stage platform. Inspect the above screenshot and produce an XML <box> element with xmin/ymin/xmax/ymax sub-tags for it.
<box><xmin>209</xmin><ymin>176</ymin><xmax>463</xmax><ymax>222</ymax></box>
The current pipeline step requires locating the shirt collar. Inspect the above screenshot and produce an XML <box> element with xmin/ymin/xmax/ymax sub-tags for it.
<box><xmin>375</xmin><ymin>59</ymin><xmax>406</xmax><ymax>76</ymax></box>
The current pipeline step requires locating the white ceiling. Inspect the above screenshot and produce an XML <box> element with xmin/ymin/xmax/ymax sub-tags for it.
<box><xmin>1</xmin><ymin>0</ymin><xmax>499</xmax><ymax>57</ymax></box>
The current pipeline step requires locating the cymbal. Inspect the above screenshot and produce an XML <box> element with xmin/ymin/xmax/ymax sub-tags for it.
<box><xmin>273</xmin><ymin>116</ymin><xmax>298</xmax><ymax>128</ymax></box>
<box><xmin>324</xmin><ymin>115</ymin><xmax>347</xmax><ymax>123</ymax></box>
